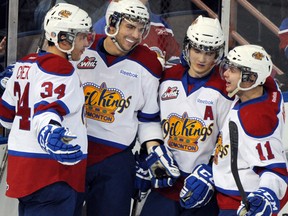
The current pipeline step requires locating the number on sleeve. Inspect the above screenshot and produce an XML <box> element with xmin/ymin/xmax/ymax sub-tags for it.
<box><xmin>14</xmin><ymin>81</ymin><xmax>67</xmax><ymax>131</ymax></box>
<box><xmin>256</xmin><ymin>141</ymin><xmax>275</xmax><ymax>161</ymax></box>
<box><xmin>41</xmin><ymin>82</ymin><xmax>66</xmax><ymax>99</ymax></box>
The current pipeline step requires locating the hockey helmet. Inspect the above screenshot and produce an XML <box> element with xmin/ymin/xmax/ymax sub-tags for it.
<box><xmin>183</xmin><ymin>15</ymin><xmax>225</xmax><ymax>65</ymax></box>
<box><xmin>44</xmin><ymin>3</ymin><xmax>93</xmax><ymax>53</ymax></box>
<box><xmin>104</xmin><ymin>0</ymin><xmax>150</xmax><ymax>39</ymax></box>
<box><xmin>221</xmin><ymin>44</ymin><xmax>272</xmax><ymax>92</ymax></box>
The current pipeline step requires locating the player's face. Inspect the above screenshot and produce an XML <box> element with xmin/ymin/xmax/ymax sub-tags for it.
<box><xmin>222</xmin><ymin>65</ymin><xmax>241</xmax><ymax>93</ymax></box>
<box><xmin>71</xmin><ymin>32</ymin><xmax>93</xmax><ymax>61</ymax></box>
<box><xmin>115</xmin><ymin>19</ymin><xmax>146</xmax><ymax>53</ymax></box>
<box><xmin>188</xmin><ymin>47</ymin><xmax>216</xmax><ymax>78</ymax></box>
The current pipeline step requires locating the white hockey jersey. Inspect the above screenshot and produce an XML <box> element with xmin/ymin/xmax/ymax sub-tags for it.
<box><xmin>74</xmin><ymin>35</ymin><xmax>163</xmax><ymax>166</ymax></box>
<box><xmin>213</xmin><ymin>76</ymin><xmax>288</xmax><ymax>211</ymax></box>
<box><xmin>155</xmin><ymin>63</ymin><xmax>233</xmax><ymax>201</ymax></box>
<box><xmin>0</xmin><ymin>52</ymin><xmax>87</xmax><ymax>198</ymax></box>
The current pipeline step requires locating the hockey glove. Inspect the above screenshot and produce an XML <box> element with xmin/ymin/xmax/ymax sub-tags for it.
<box><xmin>38</xmin><ymin>124</ymin><xmax>83</xmax><ymax>165</ymax></box>
<box><xmin>0</xmin><ymin>63</ymin><xmax>13</xmax><ymax>96</ymax></box>
<box><xmin>237</xmin><ymin>187</ymin><xmax>280</xmax><ymax>216</ymax></box>
<box><xmin>145</xmin><ymin>145</ymin><xmax>180</xmax><ymax>188</ymax></box>
<box><xmin>135</xmin><ymin>151</ymin><xmax>151</xmax><ymax>201</ymax></box>
<box><xmin>180</xmin><ymin>164</ymin><xmax>214</xmax><ymax>209</ymax></box>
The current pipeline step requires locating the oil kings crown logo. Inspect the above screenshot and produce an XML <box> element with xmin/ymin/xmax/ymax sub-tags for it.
<box><xmin>83</xmin><ymin>82</ymin><xmax>131</xmax><ymax>123</ymax></box>
<box><xmin>77</xmin><ymin>56</ymin><xmax>97</xmax><ymax>69</ymax></box>
<box><xmin>161</xmin><ymin>112</ymin><xmax>213</xmax><ymax>152</ymax></box>
<box><xmin>161</xmin><ymin>86</ymin><xmax>179</xmax><ymax>100</ymax></box>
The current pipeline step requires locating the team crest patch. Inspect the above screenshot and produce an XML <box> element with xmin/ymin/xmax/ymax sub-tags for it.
<box><xmin>77</xmin><ymin>56</ymin><xmax>97</xmax><ymax>69</ymax></box>
<box><xmin>252</xmin><ymin>52</ymin><xmax>264</xmax><ymax>60</ymax></box>
<box><xmin>58</xmin><ymin>10</ymin><xmax>72</xmax><ymax>18</ymax></box>
<box><xmin>161</xmin><ymin>86</ymin><xmax>179</xmax><ymax>100</ymax></box>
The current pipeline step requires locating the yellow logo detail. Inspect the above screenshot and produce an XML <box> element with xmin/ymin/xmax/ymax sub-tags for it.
<box><xmin>252</xmin><ymin>52</ymin><xmax>264</xmax><ymax>60</ymax></box>
<box><xmin>58</xmin><ymin>10</ymin><xmax>72</xmax><ymax>18</ymax></box>
<box><xmin>83</xmin><ymin>82</ymin><xmax>131</xmax><ymax>123</ymax></box>
<box><xmin>162</xmin><ymin>112</ymin><xmax>213</xmax><ymax>152</ymax></box>
<box><xmin>213</xmin><ymin>133</ymin><xmax>229</xmax><ymax>165</ymax></box>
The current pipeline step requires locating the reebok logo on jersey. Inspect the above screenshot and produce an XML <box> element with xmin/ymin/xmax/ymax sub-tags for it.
<box><xmin>77</xmin><ymin>56</ymin><xmax>97</xmax><ymax>69</ymax></box>
<box><xmin>161</xmin><ymin>86</ymin><xmax>179</xmax><ymax>100</ymax></box>
<box><xmin>120</xmin><ymin>70</ymin><xmax>138</xmax><ymax>78</ymax></box>
<box><xmin>197</xmin><ymin>98</ymin><xmax>213</xmax><ymax>105</ymax></box>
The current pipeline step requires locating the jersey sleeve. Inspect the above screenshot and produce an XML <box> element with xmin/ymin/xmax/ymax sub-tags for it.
<box><xmin>0</xmin><ymin>71</ymin><xmax>16</xmax><ymax>129</ymax></box>
<box><xmin>137</xmin><ymin>72</ymin><xmax>163</xmax><ymax>144</ymax></box>
<box><xmin>135</xmin><ymin>48</ymin><xmax>163</xmax><ymax>144</ymax></box>
<box><xmin>32</xmin><ymin>55</ymin><xmax>82</xmax><ymax>134</ymax></box>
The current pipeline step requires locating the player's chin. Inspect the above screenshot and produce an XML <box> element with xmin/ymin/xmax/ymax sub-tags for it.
<box><xmin>226</xmin><ymin>86</ymin><xmax>235</xmax><ymax>93</ymax></box>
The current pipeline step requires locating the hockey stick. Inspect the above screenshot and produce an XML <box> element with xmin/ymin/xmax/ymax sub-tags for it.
<box><xmin>131</xmin><ymin>167</ymin><xmax>166</xmax><ymax>216</ymax></box>
<box><xmin>131</xmin><ymin>196</ymin><xmax>139</xmax><ymax>216</ymax></box>
<box><xmin>0</xmin><ymin>145</ymin><xmax>8</xmax><ymax>184</ymax></box>
<box><xmin>229</xmin><ymin>121</ymin><xmax>250</xmax><ymax>214</ymax></box>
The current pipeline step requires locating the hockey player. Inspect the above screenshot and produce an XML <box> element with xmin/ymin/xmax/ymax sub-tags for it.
<box><xmin>139</xmin><ymin>15</ymin><xmax>233</xmax><ymax>216</ymax></box>
<box><xmin>182</xmin><ymin>44</ymin><xmax>288</xmax><ymax>216</ymax></box>
<box><xmin>74</xmin><ymin>0</ymin><xmax>180</xmax><ymax>215</ymax></box>
<box><xmin>215</xmin><ymin>44</ymin><xmax>288</xmax><ymax>215</ymax></box>
<box><xmin>92</xmin><ymin>0</ymin><xmax>181</xmax><ymax>68</ymax></box>
<box><xmin>0</xmin><ymin>3</ymin><xmax>94</xmax><ymax>216</ymax></box>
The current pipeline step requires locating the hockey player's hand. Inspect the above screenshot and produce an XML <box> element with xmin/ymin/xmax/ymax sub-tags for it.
<box><xmin>38</xmin><ymin>124</ymin><xmax>83</xmax><ymax>165</ymax></box>
<box><xmin>180</xmin><ymin>164</ymin><xmax>214</xmax><ymax>209</ymax></box>
<box><xmin>0</xmin><ymin>63</ymin><xmax>13</xmax><ymax>96</ymax></box>
<box><xmin>145</xmin><ymin>145</ymin><xmax>180</xmax><ymax>188</ymax></box>
<box><xmin>237</xmin><ymin>187</ymin><xmax>280</xmax><ymax>216</ymax></box>
<box><xmin>135</xmin><ymin>151</ymin><xmax>151</xmax><ymax>201</ymax></box>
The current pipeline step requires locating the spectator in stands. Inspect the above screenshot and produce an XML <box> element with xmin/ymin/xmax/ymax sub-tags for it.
<box><xmin>93</xmin><ymin>0</ymin><xmax>181</xmax><ymax>68</ymax></box>
<box><xmin>0</xmin><ymin>36</ymin><xmax>6</xmax><ymax>72</ymax></box>
<box><xmin>0</xmin><ymin>36</ymin><xmax>6</xmax><ymax>56</ymax></box>
<box><xmin>279</xmin><ymin>17</ymin><xmax>288</xmax><ymax>60</ymax></box>
<box><xmin>276</xmin><ymin>17</ymin><xmax>288</xmax><ymax>91</ymax></box>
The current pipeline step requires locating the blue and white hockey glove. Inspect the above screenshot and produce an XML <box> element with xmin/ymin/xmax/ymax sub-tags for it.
<box><xmin>0</xmin><ymin>63</ymin><xmax>13</xmax><ymax>96</ymax></box>
<box><xmin>145</xmin><ymin>145</ymin><xmax>180</xmax><ymax>188</ymax></box>
<box><xmin>237</xmin><ymin>187</ymin><xmax>280</xmax><ymax>216</ymax></box>
<box><xmin>38</xmin><ymin>124</ymin><xmax>83</xmax><ymax>165</ymax></box>
<box><xmin>180</xmin><ymin>164</ymin><xmax>214</xmax><ymax>209</ymax></box>
<box><xmin>135</xmin><ymin>151</ymin><xmax>151</xmax><ymax>201</ymax></box>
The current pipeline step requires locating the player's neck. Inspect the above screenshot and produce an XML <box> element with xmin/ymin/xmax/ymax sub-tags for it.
<box><xmin>46</xmin><ymin>46</ymin><xmax>67</xmax><ymax>59</ymax></box>
<box><xmin>238</xmin><ymin>86</ymin><xmax>264</xmax><ymax>102</ymax></box>
<box><xmin>103</xmin><ymin>37</ymin><xmax>126</xmax><ymax>57</ymax></box>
